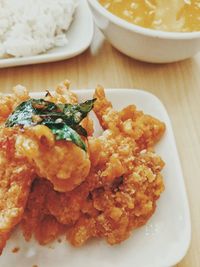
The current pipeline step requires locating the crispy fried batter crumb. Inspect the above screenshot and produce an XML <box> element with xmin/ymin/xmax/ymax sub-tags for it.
<box><xmin>12</xmin><ymin>247</ymin><xmax>20</xmax><ymax>253</ymax></box>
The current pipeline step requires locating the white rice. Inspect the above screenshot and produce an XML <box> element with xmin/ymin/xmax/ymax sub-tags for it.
<box><xmin>0</xmin><ymin>0</ymin><xmax>77</xmax><ymax>58</ymax></box>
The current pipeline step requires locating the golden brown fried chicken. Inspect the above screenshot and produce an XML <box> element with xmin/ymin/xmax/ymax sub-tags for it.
<box><xmin>7</xmin><ymin>81</ymin><xmax>92</xmax><ymax>192</ymax></box>
<box><xmin>72</xmin><ymin>86</ymin><xmax>165</xmax><ymax>245</ymax></box>
<box><xmin>90</xmin><ymin>151</ymin><xmax>164</xmax><ymax>245</ymax></box>
<box><xmin>0</xmin><ymin>81</ymin><xmax>93</xmax><ymax>253</ymax></box>
<box><xmin>0</xmin><ymin>128</ymin><xmax>34</xmax><ymax>254</ymax></box>
<box><xmin>21</xmin><ymin>135</ymin><xmax>164</xmax><ymax>247</ymax></box>
<box><xmin>21</xmin><ymin>179</ymin><xmax>66</xmax><ymax>245</ymax></box>
<box><xmin>66</xmin><ymin>138</ymin><xmax>165</xmax><ymax>246</ymax></box>
<box><xmin>21</xmin><ymin>174</ymin><xmax>98</xmax><ymax>241</ymax></box>
<box><xmin>21</xmin><ymin>86</ymin><xmax>165</xmax><ymax>248</ymax></box>
<box><xmin>65</xmin><ymin>87</ymin><xmax>166</xmax><ymax>246</ymax></box>
<box><xmin>93</xmin><ymin>86</ymin><xmax>165</xmax><ymax>150</ymax></box>
<box><xmin>15</xmin><ymin>126</ymin><xmax>91</xmax><ymax>192</ymax></box>
<box><xmin>0</xmin><ymin>83</ymin><xmax>166</xmax><ymax>253</ymax></box>
<box><xmin>44</xmin><ymin>80</ymin><xmax>78</xmax><ymax>105</ymax></box>
<box><xmin>0</xmin><ymin>85</ymin><xmax>29</xmax><ymax>124</ymax></box>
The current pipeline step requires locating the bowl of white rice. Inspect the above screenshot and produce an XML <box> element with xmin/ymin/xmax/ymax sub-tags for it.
<box><xmin>0</xmin><ymin>0</ymin><xmax>94</xmax><ymax>67</ymax></box>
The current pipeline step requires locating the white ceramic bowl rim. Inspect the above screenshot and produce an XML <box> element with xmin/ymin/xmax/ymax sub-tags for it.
<box><xmin>88</xmin><ymin>0</ymin><xmax>200</xmax><ymax>40</ymax></box>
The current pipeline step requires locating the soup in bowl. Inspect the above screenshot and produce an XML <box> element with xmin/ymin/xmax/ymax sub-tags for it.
<box><xmin>99</xmin><ymin>0</ymin><xmax>200</xmax><ymax>32</ymax></box>
<box><xmin>88</xmin><ymin>0</ymin><xmax>200</xmax><ymax>63</ymax></box>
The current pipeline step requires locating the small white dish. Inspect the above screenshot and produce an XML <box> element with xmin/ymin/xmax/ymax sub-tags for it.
<box><xmin>0</xmin><ymin>89</ymin><xmax>191</xmax><ymax>267</ymax></box>
<box><xmin>88</xmin><ymin>0</ymin><xmax>200</xmax><ymax>63</ymax></box>
<box><xmin>0</xmin><ymin>0</ymin><xmax>94</xmax><ymax>68</ymax></box>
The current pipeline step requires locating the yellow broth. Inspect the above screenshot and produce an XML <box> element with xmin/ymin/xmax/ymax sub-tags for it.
<box><xmin>99</xmin><ymin>0</ymin><xmax>200</xmax><ymax>32</ymax></box>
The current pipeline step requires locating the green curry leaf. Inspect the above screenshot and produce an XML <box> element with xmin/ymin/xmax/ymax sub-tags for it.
<box><xmin>43</xmin><ymin>122</ymin><xmax>87</xmax><ymax>151</ymax></box>
<box><xmin>5</xmin><ymin>98</ymin><xmax>96</xmax><ymax>151</ymax></box>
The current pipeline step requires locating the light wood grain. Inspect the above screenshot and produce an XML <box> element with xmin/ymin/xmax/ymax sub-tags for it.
<box><xmin>0</xmin><ymin>29</ymin><xmax>200</xmax><ymax>267</ymax></box>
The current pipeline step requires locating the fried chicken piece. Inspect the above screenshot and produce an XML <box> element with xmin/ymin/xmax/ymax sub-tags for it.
<box><xmin>21</xmin><ymin>179</ymin><xmax>66</xmax><ymax>245</ymax></box>
<box><xmin>88</xmin><ymin>130</ymin><xmax>137</xmax><ymax>178</ymax></box>
<box><xmin>0</xmin><ymin>128</ymin><xmax>34</xmax><ymax>254</ymax></box>
<box><xmin>21</xmin><ymin>179</ymin><xmax>50</xmax><ymax>242</ymax></box>
<box><xmin>46</xmin><ymin>182</ymin><xmax>91</xmax><ymax>225</ymax></box>
<box><xmin>21</xmin><ymin>175</ymin><xmax>96</xmax><ymax>244</ymax></box>
<box><xmin>21</xmin><ymin>173</ymin><xmax>99</xmax><ymax>243</ymax></box>
<box><xmin>15</xmin><ymin>126</ymin><xmax>91</xmax><ymax>192</ymax></box>
<box><xmin>21</xmin><ymin>176</ymin><xmax>98</xmax><ymax>246</ymax></box>
<box><xmin>18</xmin><ymin>85</ymin><xmax>165</xmax><ymax>249</ymax></box>
<box><xmin>21</xmin><ymin>87</ymin><xmax>165</xmax><ymax>247</ymax></box>
<box><xmin>93</xmin><ymin>86</ymin><xmax>166</xmax><ymax>150</ymax></box>
<box><xmin>21</xmin><ymin>142</ymin><xmax>164</xmax><ymax>247</ymax></box>
<box><xmin>86</xmin><ymin>89</ymin><xmax>166</xmax><ymax>245</ymax></box>
<box><xmin>66</xmin><ymin>96</ymin><xmax>165</xmax><ymax>246</ymax></box>
<box><xmin>0</xmin><ymin>85</ymin><xmax>29</xmax><ymax>124</ymax></box>
<box><xmin>92</xmin><ymin>150</ymin><xmax>165</xmax><ymax>245</ymax></box>
<box><xmin>6</xmin><ymin>81</ymin><xmax>92</xmax><ymax>192</ymax></box>
<box><xmin>64</xmin><ymin>130</ymin><xmax>165</xmax><ymax>247</ymax></box>
<box><xmin>66</xmin><ymin>145</ymin><xmax>165</xmax><ymax>246</ymax></box>
<box><xmin>0</xmin><ymin>82</ymin><xmax>92</xmax><ymax>194</ymax></box>
<box><xmin>93</xmin><ymin>86</ymin><xmax>120</xmax><ymax>132</ymax></box>
<box><xmin>44</xmin><ymin>80</ymin><xmax>78</xmax><ymax>104</ymax></box>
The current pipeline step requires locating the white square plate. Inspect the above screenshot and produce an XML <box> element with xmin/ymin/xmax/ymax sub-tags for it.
<box><xmin>0</xmin><ymin>0</ymin><xmax>94</xmax><ymax>68</ymax></box>
<box><xmin>0</xmin><ymin>89</ymin><xmax>191</xmax><ymax>267</ymax></box>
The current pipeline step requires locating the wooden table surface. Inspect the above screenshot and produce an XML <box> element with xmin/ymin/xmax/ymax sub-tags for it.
<box><xmin>0</xmin><ymin>29</ymin><xmax>200</xmax><ymax>267</ymax></box>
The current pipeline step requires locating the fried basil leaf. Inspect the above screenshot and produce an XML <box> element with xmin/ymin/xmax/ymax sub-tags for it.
<box><xmin>43</xmin><ymin>122</ymin><xmax>86</xmax><ymax>151</ymax></box>
<box><xmin>5</xmin><ymin>98</ymin><xmax>96</xmax><ymax>151</ymax></box>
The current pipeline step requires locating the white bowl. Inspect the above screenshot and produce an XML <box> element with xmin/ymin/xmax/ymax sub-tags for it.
<box><xmin>88</xmin><ymin>0</ymin><xmax>200</xmax><ymax>63</ymax></box>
